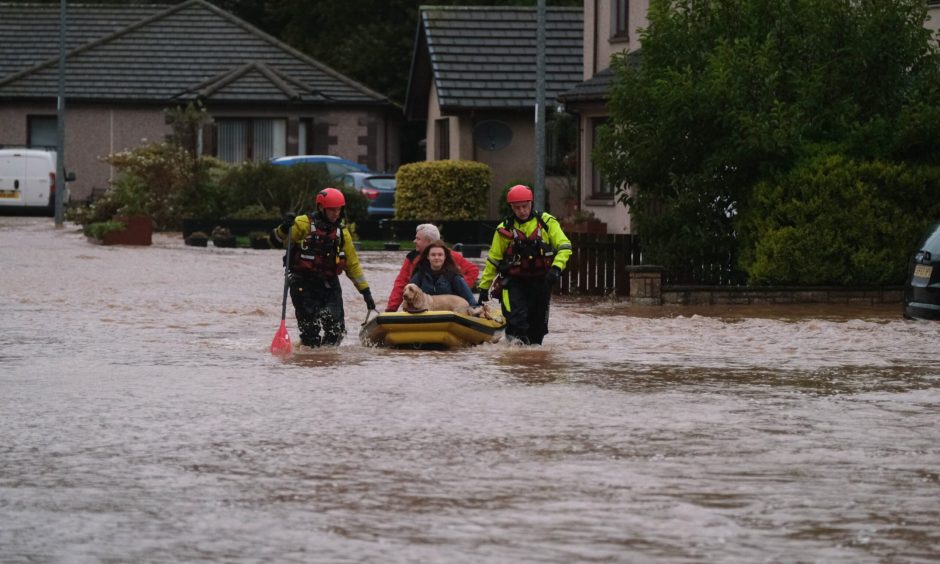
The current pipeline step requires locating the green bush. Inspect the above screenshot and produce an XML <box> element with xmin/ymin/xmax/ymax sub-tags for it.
<box><xmin>220</xmin><ymin>162</ymin><xmax>316</xmax><ymax>216</ymax></box>
<box><xmin>395</xmin><ymin>160</ymin><xmax>490</xmax><ymax>220</ymax></box>
<box><xmin>101</xmin><ymin>142</ymin><xmax>226</xmax><ymax>229</ymax></box>
<box><xmin>226</xmin><ymin>204</ymin><xmax>281</xmax><ymax>220</ymax></box>
<box><xmin>66</xmin><ymin>174</ymin><xmax>151</xmax><ymax>228</ymax></box>
<box><xmin>83</xmin><ymin>220</ymin><xmax>125</xmax><ymax>239</ymax></box>
<box><xmin>219</xmin><ymin>161</ymin><xmax>368</xmax><ymax>223</ymax></box>
<box><xmin>740</xmin><ymin>154</ymin><xmax>940</xmax><ymax>285</ymax></box>
<box><xmin>336</xmin><ymin>185</ymin><xmax>368</xmax><ymax>224</ymax></box>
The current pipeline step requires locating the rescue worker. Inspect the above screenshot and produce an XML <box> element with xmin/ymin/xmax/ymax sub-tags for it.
<box><xmin>272</xmin><ymin>187</ymin><xmax>376</xmax><ymax>347</ymax></box>
<box><xmin>385</xmin><ymin>223</ymin><xmax>479</xmax><ymax>312</ymax></box>
<box><xmin>477</xmin><ymin>185</ymin><xmax>571</xmax><ymax>345</ymax></box>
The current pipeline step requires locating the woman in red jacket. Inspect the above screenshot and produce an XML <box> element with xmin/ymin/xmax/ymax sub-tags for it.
<box><xmin>385</xmin><ymin>223</ymin><xmax>479</xmax><ymax>312</ymax></box>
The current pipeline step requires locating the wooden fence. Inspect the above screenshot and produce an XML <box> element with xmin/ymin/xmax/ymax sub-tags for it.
<box><xmin>559</xmin><ymin>232</ymin><xmax>745</xmax><ymax>295</ymax></box>
<box><xmin>560</xmin><ymin>233</ymin><xmax>643</xmax><ymax>296</ymax></box>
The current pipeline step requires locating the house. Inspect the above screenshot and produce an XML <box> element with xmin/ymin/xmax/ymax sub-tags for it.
<box><xmin>557</xmin><ymin>1</ymin><xmax>646</xmax><ymax>235</ymax></box>
<box><xmin>0</xmin><ymin>0</ymin><xmax>401</xmax><ymax>202</ymax></box>
<box><xmin>560</xmin><ymin>0</ymin><xmax>940</xmax><ymax>235</ymax></box>
<box><xmin>404</xmin><ymin>5</ymin><xmax>583</xmax><ymax>218</ymax></box>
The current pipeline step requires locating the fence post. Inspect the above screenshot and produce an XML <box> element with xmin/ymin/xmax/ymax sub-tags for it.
<box><xmin>626</xmin><ymin>265</ymin><xmax>664</xmax><ymax>305</ymax></box>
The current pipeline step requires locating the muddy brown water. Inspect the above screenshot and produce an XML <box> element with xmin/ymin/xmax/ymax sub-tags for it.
<box><xmin>2</xmin><ymin>216</ymin><xmax>938</xmax><ymax>562</ymax></box>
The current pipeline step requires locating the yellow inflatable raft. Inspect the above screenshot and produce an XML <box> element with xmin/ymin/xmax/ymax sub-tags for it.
<box><xmin>359</xmin><ymin>310</ymin><xmax>506</xmax><ymax>348</ymax></box>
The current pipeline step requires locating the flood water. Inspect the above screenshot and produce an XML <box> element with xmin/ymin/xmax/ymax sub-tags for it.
<box><xmin>2</xmin><ymin>216</ymin><xmax>938</xmax><ymax>563</ymax></box>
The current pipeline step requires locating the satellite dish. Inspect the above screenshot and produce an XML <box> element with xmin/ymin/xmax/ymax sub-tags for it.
<box><xmin>473</xmin><ymin>120</ymin><xmax>513</xmax><ymax>151</ymax></box>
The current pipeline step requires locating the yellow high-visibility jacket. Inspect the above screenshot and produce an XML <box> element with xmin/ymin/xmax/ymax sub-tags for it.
<box><xmin>274</xmin><ymin>214</ymin><xmax>370</xmax><ymax>292</ymax></box>
<box><xmin>479</xmin><ymin>212</ymin><xmax>572</xmax><ymax>291</ymax></box>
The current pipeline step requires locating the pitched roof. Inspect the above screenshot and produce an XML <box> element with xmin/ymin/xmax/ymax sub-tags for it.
<box><xmin>557</xmin><ymin>51</ymin><xmax>641</xmax><ymax>105</ymax></box>
<box><xmin>557</xmin><ymin>67</ymin><xmax>614</xmax><ymax>104</ymax></box>
<box><xmin>0</xmin><ymin>2</ymin><xmax>165</xmax><ymax>81</ymax></box>
<box><xmin>406</xmin><ymin>6</ymin><xmax>582</xmax><ymax>120</ymax></box>
<box><xmin>0</xmin><ymin>0</ymin><xmax>392</xmax><ymax>107</ymax></box>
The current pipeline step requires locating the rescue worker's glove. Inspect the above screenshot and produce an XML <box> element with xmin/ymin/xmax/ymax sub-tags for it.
<box><xmin>279</xmin><ymin>212</ymin><xmax>296</xmax><ymax>234</ymax></box>
<box><xmin>477</xmin><ymin>289</ymin><xmax>489</xmax><ymax>305</ymax></box>
<box><xmin>544</xmin><ymin>266</ymin><xmax>562</xmax><ymax>288</ymax></box>
<box><xmin>361</xmin><ymin>288</ymin><xmax>376</xmax><ymax>311</ymax></box>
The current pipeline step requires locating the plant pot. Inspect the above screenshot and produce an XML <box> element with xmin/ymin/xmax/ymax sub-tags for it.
<box><xmin>185</xmin><ymin>236</ymin><xmax>209</xmax><ymax>247</ymax></box>
<box><xmin>250</xmin><ymin>236</ymin><xmax>271</xmax><ymax>249</ymax></box>
<box><xmin>212</xmin><ymin>236</ymin><xmax>237</xmax><ymax>248</ymax></box>
<box><xmin>102</xmin><ymin>215</ymin><xmax>153</xmax><ymax>246</ymax></box>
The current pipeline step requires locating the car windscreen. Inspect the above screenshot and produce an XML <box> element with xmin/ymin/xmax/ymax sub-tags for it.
<box><xmin>918</xmin><ymin>222</ymin><xmax>940</xmax><ymax>254</ymax></box>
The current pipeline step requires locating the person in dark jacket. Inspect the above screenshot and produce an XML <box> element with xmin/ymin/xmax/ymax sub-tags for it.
<box><xmin>409</xmin><ymin>240</ymin><xmax>477</xmax><ymax>306</ymax></box>
<box><xmin>272</xmin><ymin>187</ymin><xmax>375</xmax><ymax>347</ymax></box>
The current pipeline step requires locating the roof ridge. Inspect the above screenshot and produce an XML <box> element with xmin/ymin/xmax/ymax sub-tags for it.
<box><xmin>193</xmin><ymin>0</ymin><xmax>392</xmax><ymax>104</ymax></box>
<box><xmin>258</xmin><ymin>63</ymin><xmax>333</xmax><ymax>101</ymax></box>
<box><xmin>0</xmin><ymin>0</ymin><xmax>194</xmax><ymax>88</ymax></box>
<box><xmin>255</xmin><ymin>62</ymin><xmax>301</xmax><ymax>100</ymax></box>
<box><xmin>0</xmin><ymin>0</ymin><xmax>393</xmax><ymax>106</ymax></box>
<box><xmin>193</xmin><ymin>62</ymin><xmax>254</xmax><ymax>98</ymax></box>
<box><xmin>174</xmin><ymin>61</ymin><xmax>332</xmax><ymax>103</ymax></box>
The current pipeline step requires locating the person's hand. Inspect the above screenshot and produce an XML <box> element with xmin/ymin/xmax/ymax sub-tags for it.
<box><xmin>361</xmin><ymin>288</ymin><xmax>376</xmax><ymax>310</ymax></box>
<box><xmin>280</xmin><ymin>212</ymin><xmax>296</xmax><ymax>233</ymax></box>
<box><xmin>544</xmin><ymin>266</ymin><xmax>561</xmax><ymax>288</ymax></box>
<box><xmin>477</xmin><ymin>289</ymin><xmax>489</xmax><ymax>305</ymax></box>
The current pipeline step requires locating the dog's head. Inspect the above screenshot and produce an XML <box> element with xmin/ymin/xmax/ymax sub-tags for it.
<box><xmin>402</xmin><ymin>283</ymin><xmax>429</xmax><ymax>312</ymax></box>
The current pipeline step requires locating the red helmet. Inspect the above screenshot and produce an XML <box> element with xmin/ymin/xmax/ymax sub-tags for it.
<box><xmin>507</xmin><ymin>184</ymin><xmax>533</xmax><ymax>204</ymax></box>
<box><xmin>316</xmin><ymin>187</ymin><xmax>346</xmax><ymax>209</ymax></box>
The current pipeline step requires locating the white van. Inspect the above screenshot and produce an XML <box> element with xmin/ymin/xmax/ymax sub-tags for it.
<box><xmin>0</xmin><ymin>149</ymin><xmax>63</xmax><ymax>213</ymax></box>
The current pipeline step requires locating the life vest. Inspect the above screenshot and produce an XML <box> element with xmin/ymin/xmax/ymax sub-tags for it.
<box><xmin>291</xmin><ymin>214</ymin><xmax>346</xmax><ymax>276</ymax></box>
<box><xmin>497</xmin><ymin>213</ymin><xmax>554</xmax><ymax>278</ymax></box>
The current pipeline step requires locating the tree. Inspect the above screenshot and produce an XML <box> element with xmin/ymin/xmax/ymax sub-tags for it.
<box><xmin>595</xmin><ymin>0</ymin><xmax>940</xmax><ymax>282</ymax></box>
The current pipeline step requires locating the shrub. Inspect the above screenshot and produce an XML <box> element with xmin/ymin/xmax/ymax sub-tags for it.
<box><xmin>66</xmin><ymin>174</ymin><xmax>149</xmax><ymax>228</ymax></box>
<box><xmin>100</xmin><ymin>142</ymin><xmax>226</xmax><ymax>229</ymax></box>
<box><xmin>219</xmin><ymin>161</ymin><xmax>367</xmax><ymax>223</ymax></box>
<box><xmin>83</xmin><ymin>220</ymin><xmax>125</xmax><ymax>239</ymax></box>
<box><xmin>226</xmin><ymin>204</ymin><xmax>281</xmax><ymax>220</ymax></box>
<box><xmin>739</xmin><ymin>154</ymin><xmax>940</xmax><ymax>285</ymax></box>
<box><xmin>395</xmin><ymin>160</ymin><xmax>490</xmax><ymax>220</ymax></box>
<box><xmin>337</xmin><ymin>185</ymin><xmax>368</xmax><ymax>225</ymax></box>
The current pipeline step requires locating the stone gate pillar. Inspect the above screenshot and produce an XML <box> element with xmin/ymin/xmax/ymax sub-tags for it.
<box><xmin>626</xmin><ymin>266</ymin><xmax>664</xmax><ymax>305</ymax></box>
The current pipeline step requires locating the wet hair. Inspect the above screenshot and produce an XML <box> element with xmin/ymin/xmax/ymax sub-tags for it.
<box><xmin>416</xmin><ymin>239</ymin><xmax>460</xmax><ymax>276</ymax></box>
<box><xmin>415</xmin><ymin>223</ymin><xmax>441</xmax><ymax>242</ymax></box>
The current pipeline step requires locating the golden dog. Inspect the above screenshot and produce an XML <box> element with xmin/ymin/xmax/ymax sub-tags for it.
<box><xmin>401</xmin><ymin>283</ymin><xmax>499</xmax><ymax>321</ymax></box>
<box><xmin>402</xmin><ymin>283</ymin><xmax>470</xmax><ymax>314</ymax></box>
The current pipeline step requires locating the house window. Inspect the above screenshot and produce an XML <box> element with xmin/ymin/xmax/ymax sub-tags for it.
<box><xmin>28</xmin><ymin>115</ymin><xmax>57</xmax><ymax>149</ymax></box>
<box><xmin>611</xmin><ymin>0</ymin><xmax>629</xmax><ymax>40</ymax></box>
<box><xmin>435</xmin><ymin>118</ymin><xmax>450</xmax><ymax>160</ymax></box>
<box><xmin>591</xmin><ymin>117</ymin><xmax>613</xmax><ymax>199</ymax></box>
<box><xmin>216</xmin><ymin>118</ymin><xmax>286</xmax><ymax>163</ymax></box>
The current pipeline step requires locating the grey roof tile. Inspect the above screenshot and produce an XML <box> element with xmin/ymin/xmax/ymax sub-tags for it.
<box><xmin>557</xmin><ymin>51</ymin><xmax>641</xmax><ymax>104</ymax></box>
<box><xmin>0</xmin><ymin>2</ymin><xmax>165</xmax><ymax>80</ymax></box>
<box><xmin>406</xmin><ymin>5</ymin><xmax>582</xmax><ymax>118</ymax></box>
<box><xmin>0</xmin><ymin>0</ymin><xmax>392</xmax><ymax>107</ymax></box>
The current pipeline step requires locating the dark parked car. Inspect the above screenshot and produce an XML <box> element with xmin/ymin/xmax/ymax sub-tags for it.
<box><xmin>339</xmin><ymin>172</ymin><xmax>396</xmax><ymax>219</ymax></box>
<box><xmin>270</xmin><ymin>155</ymin><xmax>370</xmax><ymax>179</ymax></box>
<box><xmin>904</xmin><ymin>221</ymin><xmax>940</xmax><ymax>320</ymax></box>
